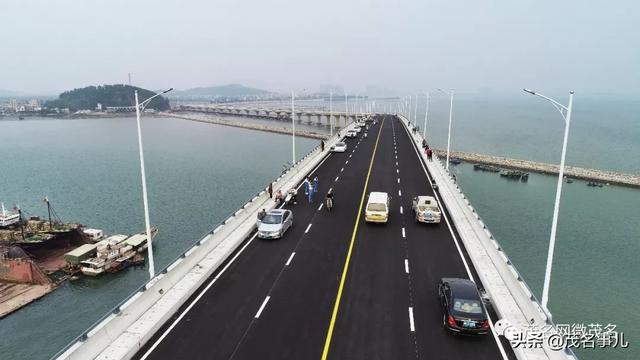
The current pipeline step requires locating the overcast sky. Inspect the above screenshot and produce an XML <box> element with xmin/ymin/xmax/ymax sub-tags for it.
<box><xmin>1</xmin><ymin>0</ymin><xmax>638</xmax><ymax>95</ymax></box>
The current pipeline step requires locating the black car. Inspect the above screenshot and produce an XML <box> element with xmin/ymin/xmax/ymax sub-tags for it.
<box><xmin>438</xmin><ymin>278</ymin><xmax>490</xmax><ymax>335</ymax></box>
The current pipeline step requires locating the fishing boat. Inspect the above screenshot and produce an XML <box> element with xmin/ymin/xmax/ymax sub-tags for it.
<box><xmin>79</xmin><ymin>228</ymin><xmax>157</xmax><ymax>276</ymax></box>
<box><xmin>473</xmin><ymin>164</ymin><xmax>501</xmax><ymax>172</ymax></box>
<box><xmin>500</xmin><ymin>170</ymin><xmax>529</xmax><ymax>181</ymax></box>
<box><xmin>449</xmin><ymin>157</ymin><xmax>462</xmax><ymax>165</ymax></box>
<box><xmin>0</xmin><ymin>203</ymin><xmax>20</xmax><ymax>228</ymax></box>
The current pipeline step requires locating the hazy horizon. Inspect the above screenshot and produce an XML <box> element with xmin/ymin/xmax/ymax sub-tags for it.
<box><xmin>1</xmin><ymin>0</ymin><xmax>638</xmax><ymax>97</ymax></box>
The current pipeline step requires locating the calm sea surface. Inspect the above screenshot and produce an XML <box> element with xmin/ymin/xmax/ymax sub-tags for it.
<box><xmin>1</xmin><ymin>96</ymin><xmax>638</xmax><ymax>360</ymax></box>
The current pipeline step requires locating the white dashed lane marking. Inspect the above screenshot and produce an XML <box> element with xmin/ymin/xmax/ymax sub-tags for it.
<box><xmin>408</xmin><ymin>307</ymin><xmax>415</xmax><ymax>332</ymax></box>
<box><xmin>255</xmin><ymin>296</ymin><xmax>271</xmax><ymax>318</ymax></box>
<box><xmin>285</xmin><ymin>252</ymin><xmax>296</xmax><ymax>266</ymax></box>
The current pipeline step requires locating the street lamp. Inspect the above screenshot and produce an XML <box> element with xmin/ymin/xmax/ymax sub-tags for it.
<box><xmin>523</xmin><ymin>88</ymin><xmax>574</xmax><ymax>315</ymax></box>
<box><xmin>329</xmin><ymin>90</ymin><xmax>333</xmax><ymax>137</ymax></box>
<box><xmin>134</xmin><ymin>87</ymin><xmax>173</xmax><ymax>279</ymax></box>
<box><xmin>422</xmin><ymin>92</ymin><xmax>430</xmax><ymax>139</ymax></box>
<box><xmin>413</xmin><ymin>94</ymin><xmax>418</xmax><ymax>126</ymax></box>
<box><xmin>437</xmin><ymin>88</ymin><xmax>455</xmax><ymax>171</ymax></box>
<box><xmin>344</xmin><ymin>91</ymin><xmax>348</xmax><ymax>125</ymax></box>
<box><xmin>291</xmin><ymin>91</ymin><xmax>296</xmax><ymax>165</ymax></box>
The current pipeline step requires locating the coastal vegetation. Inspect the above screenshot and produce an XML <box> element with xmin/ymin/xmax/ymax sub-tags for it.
<box><xmin>45</xmin><ymin>84</ymin><xmax>170</xmax><ymax>111</ymax></box>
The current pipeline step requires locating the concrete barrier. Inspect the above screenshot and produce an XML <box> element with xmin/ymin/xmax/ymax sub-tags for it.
<box><xmin>399</xmin><ymin>116</ymin><xmax>575</xmax><ymax>360</ymax></box>
<box><xmin>54</xmin><ymin>123</ymin><xmax>357</xmax><ymax>360</ymax></box>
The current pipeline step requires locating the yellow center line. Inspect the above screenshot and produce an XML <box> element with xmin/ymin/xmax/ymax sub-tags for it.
<box><xmin>321</xmin><ymin>118</ymin><xmax>386</xmax><ymax>360</ymax></box>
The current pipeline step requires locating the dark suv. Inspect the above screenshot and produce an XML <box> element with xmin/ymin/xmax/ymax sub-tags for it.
<box><xmin>438</xmin><ymin>278</ymin><xmax>490</xmax><ymax>335</ymax></box>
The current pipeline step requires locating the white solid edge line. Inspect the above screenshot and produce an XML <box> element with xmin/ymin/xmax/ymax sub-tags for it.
<box><xmin>285</xmin><ymin>252</ymin><xmax>296</xmax><ymax>266</ymax></box>
<box><xmin>140</xmin><ymin>232</ymin><xmax>259</xmax><ymax>359</ymax></box>
<box><xmin>141</xmin><ymin>145</ymin><xmax>336</xmax><ymax>359</ymax></box>
<box><xmin>305</xmin><ymin>223</ymin><xmax>312</xmax><ymax>233</ymax></box>
<box><xmin>399</xmin><ymin>117</ymin><xmax>509</xmax><ymax>360</ymax></box>
<box><xmin>255</xmin><ymin>296</ymin><xmax>271</xmax><ymax>318</ymax></box>
<box><xmin>404</xmin><ymin>259</ymin><xmax>409</xmax><ymax>274</ymax></box>
<box><xmin>408</xmin><ymin>307</ymin><xmax>415</xmax><ymax>332</ymax></box>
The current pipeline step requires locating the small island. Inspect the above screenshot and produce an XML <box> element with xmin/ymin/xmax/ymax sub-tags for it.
<box><xmin>44</xmin><ymin>84</ymin><xmax>170</xmax><ymax>116</ymax></box>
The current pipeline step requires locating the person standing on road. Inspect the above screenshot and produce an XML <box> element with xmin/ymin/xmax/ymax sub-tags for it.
<box><xmin>321</xmin><ymin>140</ymin><xmax>325</xmax><ymax>152</ymax></box>
<box><xmin>257</xmin><ymin>208</ymin><xmax>267</xmax><ymax>222</ymax></box>
<box><xmin>313</xmin><ymin>177</ymin><xmax>319</xmax><ymax>197</ymax></box>
<box><xmin>303</xmin><ymin>177</ymin><xmax>312</xmax><ymax>203</ymax></box>
<box><xmin>267</xmin><ymin>182</ymin><xmax>273</xmax><ymax>199</ymax></box>
<box><xmin>427</xmin><ymin>148</ymin><xmax>433</xmax><ymax>161</ymax></box>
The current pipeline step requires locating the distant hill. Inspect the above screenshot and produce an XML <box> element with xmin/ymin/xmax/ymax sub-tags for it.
<box><xmin>45</xmin><ymin>84</ymin><xmax>170</xmax><ymax>111</ymax></box>
<box><xmin>172</xmin><ymin>84</ymin><xmax>272</xmax><ymax>98</ymax></box>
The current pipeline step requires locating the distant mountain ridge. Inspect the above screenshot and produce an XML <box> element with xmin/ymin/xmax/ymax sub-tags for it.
<box><xmin>172</xmin><ymin>84</ymin><xmax>272</xmax><ymax>98</ymax></box>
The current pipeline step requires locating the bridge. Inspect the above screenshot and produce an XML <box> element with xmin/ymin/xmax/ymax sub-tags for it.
<box><xmin>174</xmin><ymin>104</ymin><xmax>365</xmax><ymax>128</ymax></box>
<box><xmin>55</xmin><ymin>115</ymin><xmax>575</xmax><ymax>360</ymax></box>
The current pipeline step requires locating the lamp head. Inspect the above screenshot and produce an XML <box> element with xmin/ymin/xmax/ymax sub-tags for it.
<box><xmin>523</xmin><ymin>88</ymin><xmax>536</xmax><ymax>95</ymax></box>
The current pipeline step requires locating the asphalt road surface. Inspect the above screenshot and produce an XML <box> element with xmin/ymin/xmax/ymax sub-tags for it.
<box><xmin>136</xmin><ymin>115</ymin><xmax>514</xmax><ymax>360</ymax></box>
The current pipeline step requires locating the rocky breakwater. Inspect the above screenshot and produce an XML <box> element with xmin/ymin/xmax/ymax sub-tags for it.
<box><xmin>436</xmin><ymin>150</ymin><xmax>640</xmax><ymax>188</ymax></box>
<box><xmin>160</xmin><ymin>112</ymin><xmax>330</xmax><ymax>140</ymax></box>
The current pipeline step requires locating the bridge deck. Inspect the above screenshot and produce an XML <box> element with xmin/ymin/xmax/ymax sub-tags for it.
<box><xmin>135</xmin><ymin>116</ymin><xmax>513</xmax><ymax>360</ymax></box>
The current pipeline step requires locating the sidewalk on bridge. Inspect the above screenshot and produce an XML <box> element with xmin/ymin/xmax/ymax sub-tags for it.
<box><xmin>399</xmin><ymin>116</ymin><xmax>575</xmax><ymax>360</ymax></box>
<box><xmin>56</xmin><ymin>123</ymin><xmax>357</xmax><ymax>360</ymax></box>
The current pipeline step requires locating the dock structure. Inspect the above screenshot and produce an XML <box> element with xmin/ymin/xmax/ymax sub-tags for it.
<box><xmin>55</xmin><ymin>116</ymin><xmax>575</xmax><ymax>360</ymax></box>
<box><xmin>439</xmin><ymin>150</ymin><xmax>640</xmax><ymax>188</ymax></box>
<box><xmin>163</xmin><ymin>112</ymin><xmax>330</xmax><ymax>140</ymax></box>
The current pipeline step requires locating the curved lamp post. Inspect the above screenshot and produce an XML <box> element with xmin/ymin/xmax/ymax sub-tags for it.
<box><xmin>135</xmin><ymin>87</ymin><xmax>173</xmax><ymax>279</ymax></box>
<box><xmin>523</xmin><ymin>88</ymin><xmax>574</xmax><ymax>315</ymax></box>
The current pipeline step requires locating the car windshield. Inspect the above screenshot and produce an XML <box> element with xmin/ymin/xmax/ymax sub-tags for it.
<box><xmin>367</xmin><ymin>203</ymin><xmax>386</xmax><ymax>212</ymax></box>
<box><xmin>418</xmin><ymin>205</ymin><xmax>438</xmax><ymax>212</ymax></box>
<box><xmin>336</xmin><ymin>142</ymin><xmax>345</xmax><ymax>146</ymax></box>
<box><xmin>262</xmin><ymin>214</ymin><xmax>282</xmax><ymax>224</ymax></box>
<box><xmin>452</xmin><ymin>298</ymin><xmax>483</xmax><ymax>314</ymax></box>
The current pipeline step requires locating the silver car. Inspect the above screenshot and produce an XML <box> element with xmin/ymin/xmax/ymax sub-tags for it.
<box><xmin>257</xmin><ymin>209</ymin><xmax>293</xmax><ymax>239</ymax></box>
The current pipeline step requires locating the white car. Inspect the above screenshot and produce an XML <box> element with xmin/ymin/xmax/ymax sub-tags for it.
<box><xmin>331</xmin><ymin>142</ymin><xmax>347</xmax><ymax>153</ymax></box>
<box><xmin>353</xmin><ymin>126</ymin><xmax>362</xmax><ymax>133</ymax></box>
<box><xmin>412</xmin><ymin>196</ymin><xmax>441</xmax><ymax>223</ymax></box>
<box><xmin>257</xmin><ymin>209</ymin><xmax>293</xmax><ymax>239</ymax></box>
<box><xmin>346</xmin><ymin>130</ymin><xmax>357</xmax><ymax>138</ymax></box>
